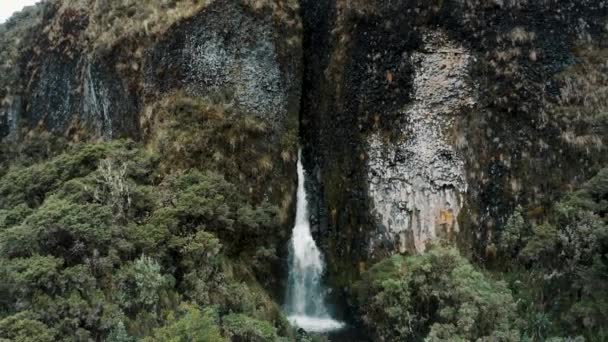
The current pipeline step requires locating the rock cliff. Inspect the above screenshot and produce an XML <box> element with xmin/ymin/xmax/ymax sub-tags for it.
<box><xmin>2</xmin><ymin>0</ymin><xmax>607</xmax><ymax>294</ymax></box>
<box><xmin>0</xmin><ymin>0</ymin><xmax>301</xmax><ymax>142</ymax></box>
<box><xmin>299</xmin><ymin>0</ymin><xmax>608</xmax><ymax>289</ymax></box>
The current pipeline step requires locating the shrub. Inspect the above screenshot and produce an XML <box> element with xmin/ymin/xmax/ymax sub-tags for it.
<box><xmin>0</xmin><ymin>312</ymin><xmax>58</xmax><ymax>342</ymax></box>
<box><xmin>0</xmin><ymin>141</ymin><xmax>135</xmax><ymax>209</ymax></box>
<box><xmin>0</xmin><ymin>255</ymin><xmax>63</xmax><ymax>307</ymax></box>
<box><xmin>144</xmin><ymin>304</ymin><xmax>225</xmax><ymax>342</ymax></box>
<box><xmin>107</xmin><ymin>321</ymin><xmax>134</xmax><ymax>342</ymax></box>
<box><xmin>0</xmin><ymin>198</ymin><xmax>113</xmax><ymax>260</ymax></box>
<box><xmin>0</xmin><ymin>138</ymin><xmax>291</xmax><ymax>340</ymax></box>
<box><xmin>94</xmin><ymin>158</ymin><xmax>132</xmax><ymax>219</ymax></box>
<box><xmin>115</xmin><ymin>255</ymin><xmax>176</xmax><ymax>315</ymax></box>
<box><xmin>222</xmin><ymin>313</ymin><xmax>280</xmax><ymax>342</ymax></box>
<box><xmin>499</xmin><ymin>206</ymin><xmax>527</xmax><ymax>258</ymax></box>
<box><xmin>150</xmin><ymin>169</ymin><xmax>281</xmax><ymax>256</ymax></box>
<box><xmin>498</xmin><ymin>167</ymin><xmax>608</xmax><ymax>339</ymax></box>
<box><xmin>354</xmin><ymin>246</ymin><xmax>521</xmax><ymax>341</ymax></box>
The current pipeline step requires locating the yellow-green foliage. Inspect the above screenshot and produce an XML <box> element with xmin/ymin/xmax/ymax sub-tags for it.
<box><xmin>141</xmin><ymin>92</ymin><xmax>294</xmax><ymax>204</ymax></box>
<box><xmin>49</xmin><ymin>0</ymin><xmax>300</xmax><ymax>54</ymax></box>
<box><xmin>50</xmin><ymin>0</ymin><xmax>214</xmax><ymax>53</ymax></box>
<box><xmin>223</xmin><ymin>313</ymin><xmax>280</xmax><ymax>341</ymax></box>
<box><xmin>242</xmin><ymin>0</ymin><xmax>301</xmax><ymax>31</ymax></box>
<box><xmin>550</xmin><ymin>45</ymin><xmax>608</xmax><ymax>151</ymax></box>
<box><xmin>0</xmin><ymin>139</ymin><xmax>293</xmax><ymax>341</ymax></box>
<box><xmin>143</xmin><ymin>304</ymin><xmax>225</xmax><ymax>342</ymax></box>
<box><xmin>0</xmin><ymin>311</ymin><xmax>58</xmax><ymax>342</ymax></box>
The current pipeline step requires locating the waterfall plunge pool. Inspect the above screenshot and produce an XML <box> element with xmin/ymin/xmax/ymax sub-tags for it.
<box><xmin>287</xmin><ymin>315</ymin><xmax>345</xmax><ymax>333</ymax></box>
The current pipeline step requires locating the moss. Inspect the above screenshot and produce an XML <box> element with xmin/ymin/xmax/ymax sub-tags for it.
<box><xmin>141</xmin><ymin>91</ymin><xmax>296</xmax><ymax>208</ymax></box>
<box><xmin>43</xmin><ymin>0</ymin><xmax>301</xmax><ymax>57</ymax></box>
<box><xmin>0</xmin><ymin>3</ymin><xmax>48</xmax><ymax>115</ymax></box>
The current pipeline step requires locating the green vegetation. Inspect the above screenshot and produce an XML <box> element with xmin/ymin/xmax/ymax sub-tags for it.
<box><xmin>353</xmin><ymin>166</ymin><xmax>608</xmax><ymax>341</ymax></box>
<box><xmin>0</xmin><ymin>138</ymin><xmax>294</xmax><ymax>341</ymax></box>
<box><xmin>496</xmin><ymin>167</ymin><xmax>608</xmax><ymax>340</ymax></box>
<box><xmin>46</xmin><ymin>0</ymin><xmax>301</xmax><ymax>55</ymax></box>
<box><xmin>0</xmin><ymin>130</ymin><xmax>68</xmax><ymax>178</ymax></box>
<box><xmin>354</xmin><ymin>246</ymin><xmax>521</xmax><ymax>341</ymax></box>
<box><xmin>223</xmin><ymin>313</ymin><xmax>281</xmax><ymax>341</ymax></box>
<box><xmin>142</xmin><ymin>91</ymin><xmax>297</xmax><ymax>218</ymax></box>
<box><xmin>143</xmin><ymin>304</ymin><xmax>224</xmax><ymax>342</ymax></box>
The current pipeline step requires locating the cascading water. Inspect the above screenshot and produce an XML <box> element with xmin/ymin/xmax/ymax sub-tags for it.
<box><xmin>285</xmin><ymin>150</ymin><xmax>344</xmax><ymax>333</ymax></box>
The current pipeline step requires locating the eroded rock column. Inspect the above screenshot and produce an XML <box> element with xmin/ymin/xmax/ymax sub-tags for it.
<box><xmin>367</xmin><ymin>31</ymin><xmax>474</xmax><ymax>254</ymax></box>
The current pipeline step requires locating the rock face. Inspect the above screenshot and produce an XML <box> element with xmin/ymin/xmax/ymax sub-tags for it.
<box><xmin>367</xmin><ymin>31</ymin><xmax>473</xmax><ymax>253</ymax></box>
<box><xmin>0</xmin><ymin>0</ymin><xmax>301</xmax><ymax>142</ymax></box>
<box><xmin>0</xmin><ymin>3</ymin><xmax>141</xmax><ymax>140</ymax></box>
<box><xmin>144</xmin><ymin>2</ymin><xmax>299</xmax><ymax>132</ymax></box>
<box><xmin>0</xmin><ymin>4</ymin><xmax>303</xmax><ymax>283</ymax></box>
<box><xmin>2</xmin><ymin>0</ymin><xmax>607</xmax><ymax>291</ymax></box>
<box><xmin>299</xmin><ymin>0</ymin><xmax>608</xmax><ymax>288</ymax></box>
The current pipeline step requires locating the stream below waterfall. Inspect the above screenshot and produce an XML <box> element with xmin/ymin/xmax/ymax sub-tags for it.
<box><xmin>284</xmin><ymin>151</ymin><xmax>345</xmax><ymax>333</ymax></box>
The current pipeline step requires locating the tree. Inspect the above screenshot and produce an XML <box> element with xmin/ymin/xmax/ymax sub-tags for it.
<box><xmin>355</xmin><ymin>246</ymin><xmax>521</xmax><ymax>341</ymax></box>
<box><xmin>0</xmin><ymin>312</ymin><xmax>58</xmax><ymax>342</ymax></box>
<box><xmin>499</xmin><ymin>206</ymin><xmax>527</xmax><ymax>257</ymax></box>
<box><xmin>115</xmin><ymin>255</ymin><xmax>175</xmax><ymax>316</ymax></box>
<box><xmin>222</xmin><ymin>313</ymin><xmax>280</xmax><ymax>342</ymax></box>
<box><xmin>501</xmin><ymin>167</ymin><xmax>608</xmax><ymax>339</ymax></box>
<box><xmin>143</xmin><ymin>304</ymin><xmax>225</xmax><ymax>342</ymax></box>
<box><xmin>107</xmin><ymin>321</ymin><xmax>134</xmax><ymax>342</ymax></box>
<box><xmin>0</xmin><ymin>138</ymin><xmax>292</xmax><ymax>341</ymax></box>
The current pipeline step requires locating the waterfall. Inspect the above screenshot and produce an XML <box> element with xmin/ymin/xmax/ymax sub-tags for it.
<box><xmin>285</xmin><ymin>150</ymin><xmax>344</xmax><ymax>333</ymax></box>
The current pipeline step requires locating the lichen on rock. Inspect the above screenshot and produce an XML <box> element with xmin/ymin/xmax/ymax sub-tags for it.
<box><xmin>367</xmin><ymin>31</ymin><xmax>474</xmax><ymax>254</ymax></box>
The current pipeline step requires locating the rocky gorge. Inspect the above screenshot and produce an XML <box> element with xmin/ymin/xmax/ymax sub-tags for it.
<box><xmin>1</xmin><ymin>0</ymin><xmax>607</xmax><ymax>341</ymax></box>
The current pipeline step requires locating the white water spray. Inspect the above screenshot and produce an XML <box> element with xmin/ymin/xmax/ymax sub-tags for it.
<box><xmin>285</xmin><ymin>151</ymin><xmax>344</xmax><ymax>333</ymax></box>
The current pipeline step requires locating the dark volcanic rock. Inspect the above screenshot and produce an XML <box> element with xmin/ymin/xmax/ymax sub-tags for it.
<box><xmin>145</xmin><ymin>0</ymin><xmax>300</xmax><ymax>135</ymax></box>
<box><xmin>298</xmin><ymin>0</ymin><xmax>608</xmax><ymax>289</ymax></box>
<box><xmin>1</xmin><ymin>0</ymin><xmax>606</xmax><ymax>302</ymax></box>
<box><xmin>0</xmin><ymin>0</ymin><xmax>301</xmax><ymax>142</ymax></box>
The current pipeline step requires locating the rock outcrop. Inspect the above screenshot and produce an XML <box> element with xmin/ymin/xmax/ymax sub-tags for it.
<box><xmin>0</xmin><ymin>0</ymin><xmax>302</xmax><ymax>231</ymax></box>
<box><xmin>367</xmin><ymin>31</ymin><xmax>473</xmax><ymax>253</ymax></box>
<box><xmin>300</xmin><ymin>0</ymin><xmax>608</xmax><ymax>289</ymax></box>
<box><xmin>0</xmin><ymin>0</ymin><xmax>301</xmax><ymax>142</ymax></box>
<box><xmin>2</xmin><ymin>0</ymin><xmax>607</xmax><ymax>294</ymax></box>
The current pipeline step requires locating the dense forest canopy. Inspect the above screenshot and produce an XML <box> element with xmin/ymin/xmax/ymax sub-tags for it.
<box><xmin>1</xmin><ymin>125</ymin><xmax>606</xmax><ymax>341</ymax></box>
